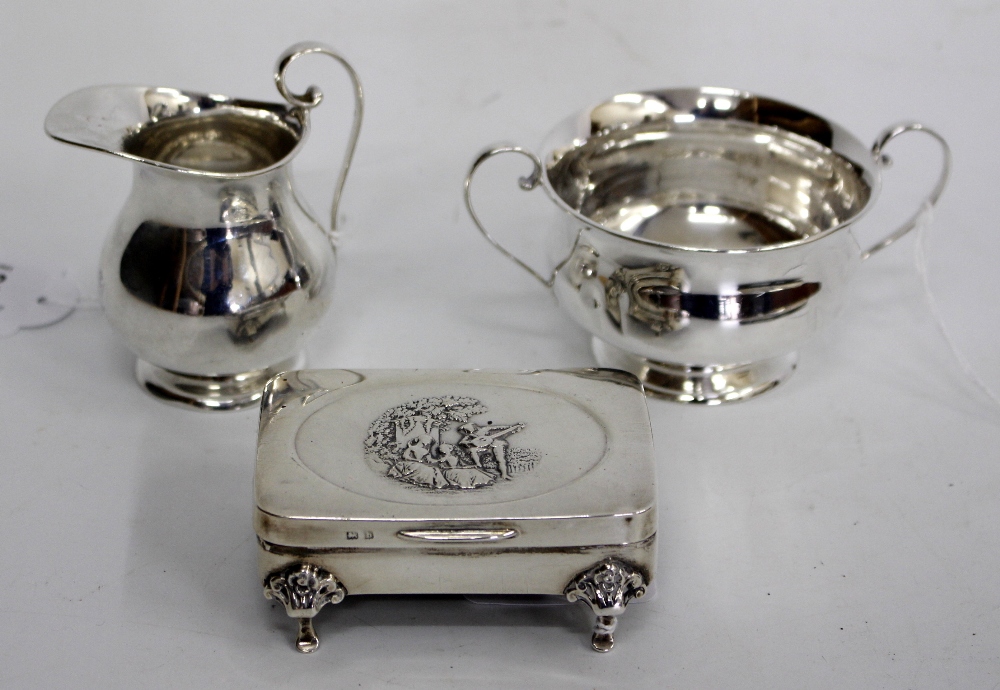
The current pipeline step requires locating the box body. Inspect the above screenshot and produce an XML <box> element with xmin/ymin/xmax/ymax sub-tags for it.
<box><xmin>254</xmin><ymin>368</ymin><xmax>657</xmax><ymax>651</ymax></box>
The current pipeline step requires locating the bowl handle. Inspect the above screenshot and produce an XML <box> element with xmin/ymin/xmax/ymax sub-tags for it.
<box><xmin>275</xmin><ymin>42</ymin><xmax>364</xmax><ymax>252</ymax></box>
<box><xmin>464</xmin><ymin>146</ymin><xmax>558</xmax><ymax>289</ymax></box>
<box><xmin>862</xmin><ymin>123</ymin><xmax>951</xmax><ymax>260</ymax></box>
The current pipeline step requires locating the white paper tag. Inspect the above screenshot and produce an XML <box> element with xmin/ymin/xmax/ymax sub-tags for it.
<box><xmin>0</xmin><ymin>259</ymin><xmax>80</xmax><ymax>338</ymax></box>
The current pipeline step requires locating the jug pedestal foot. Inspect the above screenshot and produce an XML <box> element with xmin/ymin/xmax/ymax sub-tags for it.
<box><xmin>136</xmin><ymin>354</ymin><xmax>305</xmax><ymax>411</ymax></box>
<box><xmin>592</xmin><ymin>339</ymin><xmax>796</xmax><ymax>405</ymax></box>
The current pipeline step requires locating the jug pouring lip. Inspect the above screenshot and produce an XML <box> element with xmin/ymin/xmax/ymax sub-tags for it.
<box><xmin>45</xmin><ymin>84</ymin><xmax>308</xmax><ymax>178</ymax></box>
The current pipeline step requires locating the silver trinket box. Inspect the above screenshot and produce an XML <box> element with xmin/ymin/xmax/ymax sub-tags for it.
<box><xmin>254</xmin><ymin>368</ymin><xmax>656</xmax><ymax>653</ymax></box>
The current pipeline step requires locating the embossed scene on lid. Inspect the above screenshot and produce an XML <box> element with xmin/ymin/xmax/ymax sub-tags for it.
<box><xmin>293</xmin><ymin>380</ymin><xmax>608</xmax><ymax>507</ymax></box>
<box><xmin>255</xmin><ymin>369</ymin><xmax>655</xmax><ymax>527</ymax></box>
<box><xmin>366</xmin><ymin>395</ymin><xmax>541</xmax><ymax>490</ymax></box>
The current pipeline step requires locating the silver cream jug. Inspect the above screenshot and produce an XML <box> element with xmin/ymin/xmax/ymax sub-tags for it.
<box><xmin>45</xmin><ymin>43</ymin><xmax>362</xmax><ymax>410</ymax></box>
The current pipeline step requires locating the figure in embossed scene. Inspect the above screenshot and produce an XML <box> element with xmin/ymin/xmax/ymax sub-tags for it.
<box><xmin>364</xmin><ymin>396</ymin><xmax>540</xmax><ymax>491</ymax></box>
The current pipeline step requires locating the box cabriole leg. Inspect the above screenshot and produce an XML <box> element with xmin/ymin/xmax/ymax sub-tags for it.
<box><xmin>295</xmin><ymin>617</ymin><xmax>319</xmax><ymax>653</ymax></box>
<box><xmin>564</xmin><ymin>557</ymin><xmax>648</xmax><ymax>653</ymax></box>
<box><xmin>263</xmin><ymin>562</ymin><xmax>347</xmax><ymax>653</ymax></box>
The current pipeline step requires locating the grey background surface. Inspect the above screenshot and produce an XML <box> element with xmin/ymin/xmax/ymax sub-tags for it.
<box><xmin>1</xmin><ymin>2</ymin><xmax>998</xmax><ymax>688</ymax></box>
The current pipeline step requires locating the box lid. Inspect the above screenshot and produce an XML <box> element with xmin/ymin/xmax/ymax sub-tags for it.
<box><xmin>254</xmin><ymin>369</ymin><xmax>656</xmax><ymax>550</ymax></box>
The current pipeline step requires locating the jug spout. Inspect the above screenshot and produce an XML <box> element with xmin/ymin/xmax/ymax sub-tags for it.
<box><xmin>46</xmin><ymin>42</ymin><xmax>363</xmax><ymax>247</ymax></box>
<box><xmin>44</xmin><ymin>85</ymin><xmax>308</xmax><ymax>177</ymax></box>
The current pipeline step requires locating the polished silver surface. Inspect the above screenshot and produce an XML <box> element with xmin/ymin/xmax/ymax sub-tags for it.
<box><xmin>564</xmin><ymin>558</ymin><xmax>648</xmax><ymax>653</ymax></box>
<box><xmin>466</xmin><ymin>88</ymin><xmax>951</xmax><ymax>403</ymax></box>
<box><xmin>395</xmin><ymin>527</ymin><xmax>520</xmax><ymax>542</ymax></box>
<box><xmin>863</xmin><ymin>122</ymin><xmax>950</xmax><ymax>259</ymax></box>
<box><xmin>254</xmin><ymin>369</ymin><xmax>656</xmax><ymax>653</ymax></box>
<box><xmin>45</xmin><ymin>42</ymin><xmax>363</xmax><ymax>410</ymax></box>
<box><xmin>135</xmin><ymin>354</ymin><xmax>303</xmax><ymax>411</ymax></box>
<box><xmin>263</xmin><ymin>562</ymin><xmax>347</xmax><ymax>653</ymax></box>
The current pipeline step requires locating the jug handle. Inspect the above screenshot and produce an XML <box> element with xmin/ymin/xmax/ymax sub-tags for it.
<box><xmin>464</xmin><ymin>146</ymin><xmax>560</xmax><ymax>289</ymax></box>
<box><xmin>862</xmin><ymin>122</ymin><xmax>951</xmax><ymax>260</ymax></box>
<box><xmin>275</xmin><ymin>42</ymin><xmax>364</xmax><ymax>250</ymax></box>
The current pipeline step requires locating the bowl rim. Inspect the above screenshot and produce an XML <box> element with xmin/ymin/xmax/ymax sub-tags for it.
<box><xmin>538</xmin><ymin>86</ymin><xmax>884</xmax><ymax>255</ymax></box>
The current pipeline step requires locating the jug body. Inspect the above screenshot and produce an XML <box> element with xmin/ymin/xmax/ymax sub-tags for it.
<box><xmin>102</xmin><ymin>164</ymin><xmax>334</xmax><ymax>406</ymax></box>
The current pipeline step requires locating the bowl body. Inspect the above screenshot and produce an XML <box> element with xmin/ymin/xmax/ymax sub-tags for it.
<box><xmin>537</xmin><ymin>88</ymin><xmax>882</xmax><ymax>402</ymax></box>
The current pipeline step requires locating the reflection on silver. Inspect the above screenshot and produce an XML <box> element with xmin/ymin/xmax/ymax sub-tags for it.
<box><xmin>466</xmin><ymin>87</ymin><xmax>950</xmax><ymax>403</ymax></box>
<box><xmin>395</xmin><ymin>528</ymin><xmax>519</xmax><ymax>542</ymax></box>
<box><xmin>45</xmin><ymin>42</ymin><xmax>364</xmax><ymax>410</ymax></box>
<box><xmin>605</xmin><ymin>263</ymin><xmax>688</xmax><ymax>334</ymax></box>
<box><xmin>604</xmin><ymin>264</ymin><xmax>821</xmax><ymax>333</ymax></box>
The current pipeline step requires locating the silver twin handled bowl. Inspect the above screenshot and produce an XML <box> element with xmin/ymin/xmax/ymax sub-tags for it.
<box><xmin>466</xmin><ymin>88</ymin><xmax>950</xmax><ymax>404</ymax></box>
<box><xmin>45</xmin><ymin>42</ymin><xmax>363</xmax><ymax>411</ymax></box>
